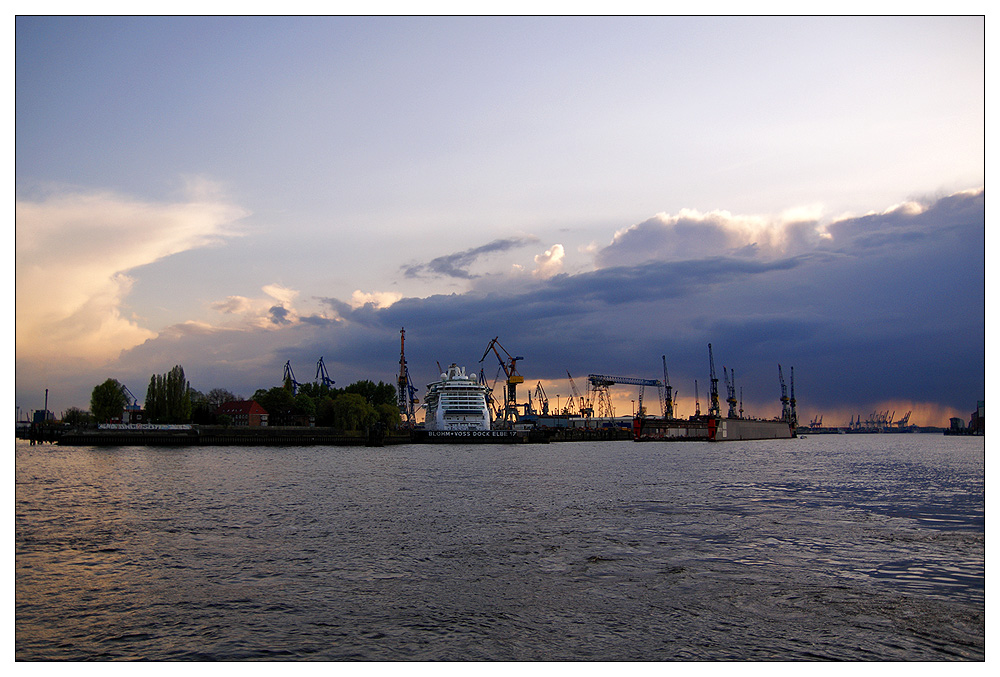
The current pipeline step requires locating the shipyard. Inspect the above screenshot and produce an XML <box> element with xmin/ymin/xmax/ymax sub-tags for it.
<box><xmin>24</xmin><ymin>327</ymin><xmax>974</xmax><ymax>447</ymax></box>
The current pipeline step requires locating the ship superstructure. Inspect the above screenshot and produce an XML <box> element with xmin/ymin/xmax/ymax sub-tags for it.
<box><xmin>423</xmin><ymin>364</ymin><xmax>493</xmax><ymax>431</ymax></box>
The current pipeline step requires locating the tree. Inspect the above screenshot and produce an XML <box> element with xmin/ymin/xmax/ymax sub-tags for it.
<box><xmin>345</xmin><ymin>380</ymin><xmax>396</xmax><ymax>407</ymax></box>
<box><xmin>207</xmin><ymin>388</ymin><xmax>241</xmax><ymax>408</ymax></box>
<box><xmin>144</xmin><ymin>365</ymin><xmax>192</xmax><ymax>423</ymax></box>
<box><xmin>63</xmin><ymin>407</ymin><xmax>92</xmax><ymax>426</ymax></box>
<box><xmin>375</xmin><ymin>403</ymin><xmax>401</xmax><ymax>429</ymax></box>
<box><xmin>332</xmin><ymin>393</ymin><xmax>377</xmax><ymax>431</ymax></box>
<box><xmin>91</xmin><ymin>379</ymin><xmax>128</xmax><ymax>423</ymax></box>
<box><xmin>253</xmin><ymin>386</ymin><xmax>296</xmax><ymax>425</ymax></box>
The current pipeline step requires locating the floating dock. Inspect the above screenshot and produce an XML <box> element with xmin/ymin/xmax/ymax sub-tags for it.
<box><xmin>634</xmin><ymin>415</ymin><xmax>794</xmax><ymax>441</ymax></box>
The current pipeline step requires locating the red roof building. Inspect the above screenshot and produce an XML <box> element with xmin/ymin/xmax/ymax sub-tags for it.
<box><xmin>216</xmin><ymin>400</ymin><xmax>269</xmax><ymax>427</ymax></box>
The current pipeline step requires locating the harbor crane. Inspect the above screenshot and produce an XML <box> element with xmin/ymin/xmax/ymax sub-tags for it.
<box><xmin>661</xmin><ymin>356</ymin><xmax>675</xmax><ymax>420</ymax></box>
<box><xmin>778</xmin><ymin>365</ymin><xmax>791</xmax><ymax>423</ymax></box>
<box><xmin>587</xmin><ymin>374</ymin><xmax>664</xmax><ymax>419</ymax></box>
<box><xmin>567</xmin><ymin>371</ymin><xmax>593</xmax><ymax>419</ymax></box>
<box><xmin>530</xmin><ymin>382</ymin><xmax>550</xmax><ymax>416</ymax></box>
<box><xmin>707</xmin><ymin>344</ymin><xmax>721</xmax><ymax>418</ymax></box>
<box><xmin>120</xmin><ymin>383</ymin><xmax>141</xmax><ymax>421</ymax></box>
<box><xmin>789</xmin><ymin>366</ymin><xmax>798</xmax><ymax>428</ymax></box>
<box><xmin>315</xmin><ymin>357</ymin><xmax>336</xmax><ymax>389</ymax></box>
<box><xmin>283</xmin><ymin>361</ymin><xmax>302</xmax><ymax>395</ymax></box>
<box><xmin>480</xmin><ymin>337</ymin><xmax>525</xmax><ymax>424</ymax></box>
<box><xmin>724</xmin><ymin>367</ymin><xmax>738</xmax><ymax>419</ymax></box>
<box><xmin>396</xmin><ymin>328</ymin><xmax>419</xmax><ymax>427</ymax></box>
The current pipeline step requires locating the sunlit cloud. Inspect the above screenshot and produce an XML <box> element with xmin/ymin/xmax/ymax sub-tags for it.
<box><xmin>598</xmin><ymin>207</ymin><xmax>832</xmax><ymax>268</ymax></box>
<box><xmin>350</xmin><ymin>289</ymin><xmax>402</xmax><ymax>309</ymax></box>
<box><xmin>532</xmin><ymin>244</ymin><xmax>565</xmax><ymax>279</ymax></box>
<box><xmin>210</xmin><ymin>284</ymin><xmax>309</xmax><ymax>329</ymax></box>
<box><xmin>15</xmin><ymin>186</ymin><xmax>248</xmax><ymax>365</ymax></box>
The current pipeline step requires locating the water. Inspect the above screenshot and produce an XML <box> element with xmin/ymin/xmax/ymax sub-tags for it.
<box><xmin>15</xmin><ymin>434</ymin><xmax>984</xmax><ymax>661</ymax></box>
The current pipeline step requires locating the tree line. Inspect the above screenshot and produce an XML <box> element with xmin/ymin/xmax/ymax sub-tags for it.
<box><xmin>84</xmin><ymin>365</ymin><xmax>402</xmax><ymax>431</ymax></box>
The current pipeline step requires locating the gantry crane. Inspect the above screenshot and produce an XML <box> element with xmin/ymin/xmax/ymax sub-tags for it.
<box><xmin>479</xmin><ymin>337</ymin><xmax>524</xmax><ymax>424</ymax></box>
<box><xmin>587</xmin><ymin>374</ymin><xmax>664</xmax><ymax>418</ymax></box>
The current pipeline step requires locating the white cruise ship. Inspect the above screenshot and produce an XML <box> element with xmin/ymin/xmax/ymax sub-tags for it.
<box><xmin>423</xmin><ymin>364</ymin><xmax>492</xmax><ymax>431</ymax></box>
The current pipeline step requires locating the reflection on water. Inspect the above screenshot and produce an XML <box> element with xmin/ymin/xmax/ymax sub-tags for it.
<box><xmin>15</xmin><ymin>434</ymin><xmax>984</xmax><ymax>660</ymax></box>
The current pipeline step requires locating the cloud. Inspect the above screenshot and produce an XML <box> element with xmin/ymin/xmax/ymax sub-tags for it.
<box><xmin>402</xmin><ymin>235</ymin><xmax>540</xmax><ymax>279</ymax></box>
<box><xmin>532</xmin><ymin>244</ymin><xmax>565</xmax><ymax>279</ymax></box>
<box><xmin>596</xmin><ymin>207</ymin><xmax>831</xmax><ymax>268</ymax></box>
<box><xmin>15</xmin><ymin>186</ymin><xmax>248</xmax><ymax>365</ymax></box>
<box><xmin>350</xmin><ymin>289</ymin><xmax>402</xmax><ymax>309</ymax></box>
<box><xmin>209</xmin><ymin>284</ymin><xmax>320</xmax><ymax>329</ymax></box>
<box><xmin>22</xmin><ymin>189</ymin><xmax>982</xmax><ymax>429</ymax></box>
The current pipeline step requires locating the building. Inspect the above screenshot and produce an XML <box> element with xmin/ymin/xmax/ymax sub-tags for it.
<box><xmin>216</xmin><ymin>400</ymin><xmax>269</xmax><ymax>427</ymax></box>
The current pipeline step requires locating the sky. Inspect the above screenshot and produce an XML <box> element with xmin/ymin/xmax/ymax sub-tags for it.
<box><xmin>14</xmin><ymin>15</ymin><xmax>985</xmax><ymax>427</ymax></box>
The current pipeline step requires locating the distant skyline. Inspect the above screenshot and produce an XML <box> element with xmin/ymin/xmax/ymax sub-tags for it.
<box><xmin>15</xmin><ymin>16</ymin><xmax>984</xmax><ymax>426</ymax></box>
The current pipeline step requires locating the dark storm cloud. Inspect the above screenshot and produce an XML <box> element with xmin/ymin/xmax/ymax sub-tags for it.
<box><xmin>104</xmin><ymin>191</ymin><xmax>982</xmax><ymax>424</ymax></box>
<box><xmin>402</xmin><ymin>235</ymin><xmax>540</xmax><ymax>279</ymax></box>
<box><xmin>305</xmin><ymin>190</ymin><xmax>984</xmax><ymax>418</ymax></box>
<box><xmin>268</xmin><ymin>305</ymin><xmax>291</xmax><ymax>325</ymax></box>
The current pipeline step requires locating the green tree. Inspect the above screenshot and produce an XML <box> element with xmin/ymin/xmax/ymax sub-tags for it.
<box><xmin>345</xmin><ymin>380</ymin><xmax>396</xmax><ymax>407</ymax></box>
<box><xmin>253</xmin><ymin>386</ymin><xmax>296</xmax><ymax>425</ymax></box>
<box><xmin>91</xmin><ymin>379</ymin><xmax>128</xmax><ymax>423</ymax></box>
<box><xmin>293</xmin><ymin>392</ymin><xmax>316</xmax><ymax>418</ymax></box>
<box><xmin>144</xmin><ymin>365</ymin><xmax>192</xmax><ymax>423</ymax></box>
<box><xmin>375</xmin><ymin>402</ymin><xmax>401</xmax><ymax>429</ymax></box>
<box><xmin>316</xmin><ymin>395</ymin><xmax>337</xmax><ymax>427</ymax></box>
<box><xmin>332</xmin><ymin>393</ymin><xmax>377</xmax><ymax>432</ymax></box>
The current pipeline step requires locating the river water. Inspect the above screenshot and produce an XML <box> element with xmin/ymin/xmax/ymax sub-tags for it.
<box><xmin>15</xmin><ymin>433</ymin><xmax>984</xmax><ymax>661</ymax></box>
